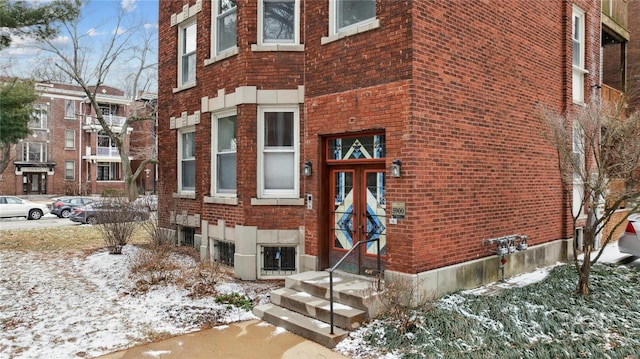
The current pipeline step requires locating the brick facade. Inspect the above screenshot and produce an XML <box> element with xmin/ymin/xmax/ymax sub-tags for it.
<box><xmin>158</xmin><ymin>1</ymin><xmax>601</xmax><ymax>285</ymax></box>
<box><xmin>0</xmin><ymin>82</ymin><xmax>153</xmax><ymax>197</ymax></box>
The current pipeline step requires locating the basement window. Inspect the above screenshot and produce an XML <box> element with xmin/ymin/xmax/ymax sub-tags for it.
<box><xmin>180</xmin><ymin>227</ymin><xmax>195</xmax><ymax>247</ymax></box>
<box><xmin>261</xmin><ymin>246</ymin><xmax>296</xmax><ymax>276</ymax></box>
<box><xmin>215</xmin><ymin>240</ymin><xmax>235</xmax><ymax>266</ymax></box>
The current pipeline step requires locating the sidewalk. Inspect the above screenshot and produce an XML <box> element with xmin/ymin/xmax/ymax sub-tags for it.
<box><xmin>96</xmin><ymin>320</ymin><xmax>349</xmax><ymax>359</ymax></box>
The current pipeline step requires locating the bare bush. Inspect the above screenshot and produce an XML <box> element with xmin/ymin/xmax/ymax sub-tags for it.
<box><xmin>94</xmin><ymin>197</ymin><xmax>149</xmax><ymax>254</ymax></box>
<box><xmin>374</xmin><ymin>279</ymin><xmax>435</xmax><ymax>334</ymax></box>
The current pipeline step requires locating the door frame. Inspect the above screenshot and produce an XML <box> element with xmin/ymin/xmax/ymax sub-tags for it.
<box><xmin>319</xmin><ymin>132</ymin><xmax>387</xmax><ymax>274</ymax></box>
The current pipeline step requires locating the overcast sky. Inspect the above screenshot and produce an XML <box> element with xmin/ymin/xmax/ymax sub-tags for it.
<box><xmin>0</xmin><ymin>0</ymin><xmax>158</xmax><ymax>91</ymax></box>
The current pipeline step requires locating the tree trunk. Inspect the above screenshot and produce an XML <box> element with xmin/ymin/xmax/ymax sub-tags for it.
<box><xmin>577</xmin><ymin>245</ymin><xmax>592</xmax><ymax>295</ymax></box>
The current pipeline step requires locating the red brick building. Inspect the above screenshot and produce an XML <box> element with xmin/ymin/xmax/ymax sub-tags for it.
<box><xmin>0</xmin><ymin>82</ymin><xmax>155</xmax><ymax>197</ymax></box>
<box><xmin>157</xmin><ymin>0</ymin><xmax>603</xmax><ymax>295</ymax></box>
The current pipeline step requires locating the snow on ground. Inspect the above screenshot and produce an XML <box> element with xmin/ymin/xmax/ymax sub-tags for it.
<box><xmin>0</xmin><ymin>246</ymin><xmax>271</xmax><ymax>359</ymax></box>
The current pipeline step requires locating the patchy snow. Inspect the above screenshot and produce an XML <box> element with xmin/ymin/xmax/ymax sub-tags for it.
<box><xmin>0</xmin><ymin>246</ymin><xmax>273</xmax><ymax>359</ymax></box>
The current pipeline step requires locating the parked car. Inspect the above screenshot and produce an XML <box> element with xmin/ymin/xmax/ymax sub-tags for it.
<box><xmin>133</xmin><ymin>195</ymin><xmax>157</xmax><ymax>211</ymax></box>
<box><xmin>618</xmin><ymin>214</ymin><xmax>640</xmax><ymax>257</ymax></box>
<box><xmin>69</xmin><ymin>201</ymin><xmax>150</xmax><ymax>225</ymax></box>
<box><xmin>50</xmin><ymin>196</ymin><xmax>95</xmax><ymax>218</ymax></box>
<box><xmin>0</xmin><ymin>196</ymin><xmax>50</xmax><ymax>220</ymax></box>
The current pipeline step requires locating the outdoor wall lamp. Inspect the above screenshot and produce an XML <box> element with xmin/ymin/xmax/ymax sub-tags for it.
<box><xmin>303</xmin><ymin>161</ymin><xmax>312</xmax><ymax>177</ymax></box>
<box><xmin>390</xmin><ymin>159</ymin><xmax>402</xmax><ymax>177</ymax></box>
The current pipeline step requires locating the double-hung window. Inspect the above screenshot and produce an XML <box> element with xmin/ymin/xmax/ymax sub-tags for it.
<box><xmin>30</xmin><ymin>105</ymin><xmax>47</xmax><ymax>129</ymax></box>
<box><xmin>179</xmin><ymin>128</ymin><xmax>196</xmax><ymax>192</ymax></box>
<box><xmin>257</xmin><ymin>106</ymin><xmax>299</xmax><ymax>198</ymax></box>
<box><xmin>258</xmin><ymin>0</ymin><xmax>298</xmax><ymax>45</ymax></box>
<box><xmin>65</xmin><ymin>130</ymin><xmax>75</xmax><ymax>149</ymax></box>
<box><xmin>179</xmin><ymin>20</ymin><xmax>197</xmax><ymax>87</ymax></box>
<box><xmin>215</xmin><ymin>0</ymin><xmax>237</xmax><ymax>55</ymax></box>
<box><xmin>572</xmin><ymin>6</ymin><xmax>586</xmax><ymax>104</ymax></box>
<box><xmin>212</xmin><ymin>111</ymin><xmax>237</xmax><ymax>195</ymax></box>
<box><xmin>64</xmin><ymin>100</ymin><xmax>75</xmax><ymax>119</ymax></box>
<box><xmin>65</xmin><ymin>161</ymin><xmax>75</xmax><ymax>180</ymax></box>
<box><xmin>332</xmin><ymin>0</ymin><xmax>376</xmax><ymax>35</ymax></box>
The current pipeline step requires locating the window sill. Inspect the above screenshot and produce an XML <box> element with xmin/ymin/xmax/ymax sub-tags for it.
<box><xmin>321</xmin><ymin>19</ymin><xmax>380</xmax><ymax>45</ymax></box>
<box><xmin>251</xmin><ymin>44</ymin><xmax>304</xmax><ymax>52</ymax></box>
<box><xmin>173</xmin><ymin>82</ymin><xmax>197</xmax><ymax>93</ymax></box>
<box><xmin>173</xmin><ymin>192</ymin><xmax>196</xmax><ymax>199</ymax></box>
<box><xmin>204</xmin><ymin>196</ymin><xmax>239</xmax><ymax>205</ymax></box>
<box><xmin>251</xmin><ymin>198</ymin><xmax>304</xmax><ymax>206</ymax></box>
<box><xmin>64</xmin><ymin>117</ymin><xmax>76</xmax><ymax>120</ymax></box>
<box><xmin>204</xmin><ymin>47</ymin><xmax>239</xmax><ymax>66</ymax></box>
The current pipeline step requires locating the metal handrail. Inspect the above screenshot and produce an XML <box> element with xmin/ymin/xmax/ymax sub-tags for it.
<box><xmin>327</xmin><ymin>237</ymin><xmax>380</xmax><ymax>335</ymax></box>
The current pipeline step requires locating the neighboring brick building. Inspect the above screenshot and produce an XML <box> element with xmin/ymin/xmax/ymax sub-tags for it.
<box><xmin>157</xmin><ymin>0</ymin><xmax>603</xmax><ymax>295</ymax></box>
<box><xmin>0</xmin><ymin>82</ymin><xmax>155</xmax><ymax>197</ymax></box>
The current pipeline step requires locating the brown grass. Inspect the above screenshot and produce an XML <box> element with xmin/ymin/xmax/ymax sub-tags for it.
<box><xmin>0</xmin><ymin>225</ymin><xmax>149</xmax><ymax>253</ymax></box>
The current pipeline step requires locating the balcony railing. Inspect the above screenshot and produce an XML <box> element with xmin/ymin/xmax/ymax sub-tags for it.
<box><xmin>85</xmin><ymin>115</ymin><xmax>127</xmax><ymax>127</ymax></box>
<box><xmin>96</xmin><ymin>146</ymin><xmax>120</xmax><ymax>157</ymax></box>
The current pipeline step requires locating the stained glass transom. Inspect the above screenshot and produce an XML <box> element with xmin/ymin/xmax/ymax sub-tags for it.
<box><xmin>328</xmin><ymin>135</ymin><xmax>385</xmax><ymax>161</ymax></box>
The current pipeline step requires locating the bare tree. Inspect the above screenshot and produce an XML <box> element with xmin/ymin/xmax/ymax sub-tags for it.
<box><xmin>541</xmin><ymin>100</ymin><xmax>640</xmax><ymax>295</ymax></box>
<box><xmin>35</xmin><ymin>2</ymin><xmax>157</xmax><ymax>201</ymax></box>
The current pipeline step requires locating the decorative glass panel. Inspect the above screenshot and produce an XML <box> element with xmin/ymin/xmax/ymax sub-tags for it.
<box><xmin>328</xmin><ymin>135</ymin><xmax>385</xmax><ymax>160</ymax></box>
<box><xmin>365</xmin><ymin>172</ymin><xmax>386</xmax><ymax>255</ymax></box>
<box><xmin>333</xmin><ymin>171</ymin><xmax>354</xmax><ymax>250</ymax></box>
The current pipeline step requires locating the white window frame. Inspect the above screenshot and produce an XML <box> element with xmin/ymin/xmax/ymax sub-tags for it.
<box><xmin>257</xmin><ymin>106</ymin><xmax>300</xmax><ymax>199</ymax></box>
<box><xmin>572</xmin><ymin>6</ymin><xmax>587</xmax><ymax>104</ymax></box>
<box><xmin>64</xmin><ymin>100</ymin><xmax>75</xmax><ymax>119</ymax></box>
<box><xmin>178</xmin><ymin>19</ymin><xmax>197</xmax><ymax>88</ymax></box>
<box><xmin>178</xmin><ymin>127</ymin><xmax>196</xmax><ymax>193</ymax></box>
<box><xmin>329</xmin><ymin>0</ymin><xmax>376</xmax><ymax>36</ymax></box>
<box><xmin>65</xmin><ymin>160</ymin><xmax>75</xmax><ymax>180</ymax></box>
<box><xmin>213</xmin><ymin>0</ymin><xmax>238</xmax><ymax>56</ymax></box>
<box><xmin>30</xmin><ymin>105</ymin><xmax>47</xmax><ymax>129</ymax></box>
<box><xmin>257</xmin><ymin>0</ymin><xmax>300</xmax><ymax>46</ymax></box>
<box><xmin>65</xmin><ymin>130</ymin><xmax>75</xmax><ymax>149</ymax></box>
<box><xmin>22</xmin><ymin>142</ymin><xmax>46</xmax><ymax>162</ymax></box>
<box><xmin>211</xmin><ymin>109</ymin><xmax>237</xmax><ymax>197</ymax></box>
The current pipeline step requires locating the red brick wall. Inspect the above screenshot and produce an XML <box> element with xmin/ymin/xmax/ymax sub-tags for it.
<box><xmin>303</xmin><ymin>0</ymin><xmax>599</xmax><ymax>274</ymax></box>
<box><xmin>157</xmin><ymin>0</ymin><xmax>306</xmax><ymax>231</ymax></box>
<box><xmin>158</xmin><ymin>0</ymin><xmax>601</xmax><ymax>275</ymax></box>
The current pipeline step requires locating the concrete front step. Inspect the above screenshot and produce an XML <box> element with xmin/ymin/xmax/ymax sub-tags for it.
<box><xmin>253</xmin><ymin>303</ymin><xmax>348</xmax><ymax>349</ymax></box>
<box><xmin>270</xmin><ymin>287</ymin><xmax>367</xmax><ymax>330</ymax></box>
<box><xmin>285</xmin><ymin>271</ymin><xmax>382</xmax><ymax>317</ymax></box>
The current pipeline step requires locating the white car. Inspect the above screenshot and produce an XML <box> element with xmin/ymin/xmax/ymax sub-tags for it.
<box><xmin>0</xmin><ymin>196</ymin><xmax>50</xmax><ymax>220</ymax></box>
<box><xmin>618</xmin><ymin>214</ymin><xmax>640</xmax><ymax>256</ymax></box>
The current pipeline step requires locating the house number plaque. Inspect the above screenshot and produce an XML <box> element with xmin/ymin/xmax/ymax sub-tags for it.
<box><xmin>391</xmin><ymin>202</ymin><xmax>405</xmax><ymax>220</ymax></box>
